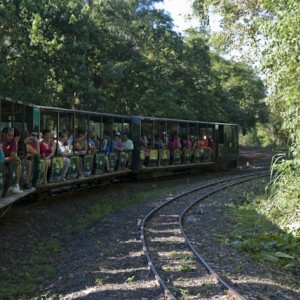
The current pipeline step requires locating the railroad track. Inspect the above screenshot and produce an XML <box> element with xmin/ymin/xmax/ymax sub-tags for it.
<box><xmin>141</xmin><ymin>171</ymin><xmax>269</xmax><ymax>299</ymax></box>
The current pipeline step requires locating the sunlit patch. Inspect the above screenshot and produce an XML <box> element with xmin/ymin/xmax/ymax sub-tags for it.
<box><xmin>60</xmin><ymin>280</ymin><xmax>158</xmax><ymax>299</ymax></box>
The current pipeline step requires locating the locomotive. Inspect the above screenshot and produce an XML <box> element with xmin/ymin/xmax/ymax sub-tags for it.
<box><xmin>0</xmin><ymin>97</ymin><xmax>239</xmax><ymax>209</ymax></box>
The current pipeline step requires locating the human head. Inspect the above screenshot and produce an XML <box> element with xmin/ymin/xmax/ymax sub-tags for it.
<box><xmin>42</xmin><ymin>129</ymin><xmax>52</xmax><ymax>140</ymax></box>
<box><xmin>114</xmin><ymin>132</ymin><xmax>121</xmax><ymax>139</ymax></box>
<box><xmin>13</xmin><ymin>128</ymin><xmax>21</xmax><ymax>141</ymax></box>
<box><xmin>1</xmin><ymin>127</ymin><xmax>14</xmax><ymax>143</ymax></box>
<box><xmin>89</xmin><ymin>132</ymin><xmax>97</xmax><ymax>139</ymax></box>
<box><xmin>58</xmin><ymin>131</ymin><xmax>67</xmax><ymax>142</ymax></box>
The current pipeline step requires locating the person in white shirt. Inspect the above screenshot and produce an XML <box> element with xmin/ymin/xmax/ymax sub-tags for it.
<box><xmin>123</xmin><ymin>132</ymin><xmax>134</xmax><ymax>168</ymax></box>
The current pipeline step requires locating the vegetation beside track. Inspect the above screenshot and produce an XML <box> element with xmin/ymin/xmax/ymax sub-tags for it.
<box><xmin>225</xmin><ymin>178</ymin><xmax>300</xmax><ymax>289</ymax></box>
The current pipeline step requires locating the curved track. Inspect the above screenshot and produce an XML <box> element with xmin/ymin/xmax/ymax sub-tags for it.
<box><xmin>141</xmin><ymin>171</ymin><xmax>269</xmax><ymax>299</ymax></box>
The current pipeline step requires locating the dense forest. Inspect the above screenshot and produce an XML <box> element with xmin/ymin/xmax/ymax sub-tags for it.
<box><xmin>193</xmin><ymin>0</ymin><xmax>300</xmax><ymax>242</ymax></box>
<box><xmin>0</xmin><ymin>0</ymin><xmax>267</xmax><ymax>134</ymax></box>
<box><xmin>1</xmin><ymin>0</ymin><xmax>299</xmax><ymax>234</ymax></box>
<box><xmin>1</xmin><ymin>0</ymin><xmax>299</xmax><ymax>282</ymax></box>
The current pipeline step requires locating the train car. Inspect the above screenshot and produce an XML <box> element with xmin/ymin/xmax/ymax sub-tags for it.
<box><xmin>0</xmin><ymin>97</ymin><xmax>239</xmax><ymax>210</ymax></box>
<box><xmin>0</xmin><ymin>97</ymin><xmax>133</xmax><ymax>204</ymax></box>
<box><xmin>130</xmin><ymin>116</ymin><xmax>239</xmax><ymax>176</ymax></box>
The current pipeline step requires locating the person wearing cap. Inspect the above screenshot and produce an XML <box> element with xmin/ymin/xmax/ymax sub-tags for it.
<box><xmin>114</xmin><ymin>132</ymin><xmax>123</xmax><ymax>170</ymax></box>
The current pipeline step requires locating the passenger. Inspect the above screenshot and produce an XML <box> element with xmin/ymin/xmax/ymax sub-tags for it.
<box><xmin>114</xmin><ymin>132</ymin><xmax>123</xmax><ymax>170</ymax></box>
<box><xmin>88</xmin><ymin>132</ymin><xmax>100</xmax><ymax>174</ymax></box>
<box><xmin>207</xmin><ymin>136</ymin><xmax>216</xmax><ymax>159</ymax></box>
<box><xmin>123</xmin><ymin>132</ymin><xmax>134</xmax><ymax>168</ymax></box>
<box><xmin>197</xmin><ymin>131</ymin><xmax>208</xmax><ymax>148</ymax></box>
<box><xmin>74</xmin><ymin>129</ymin><xmax>88</xmax><ymax>178</ymax></box>
<box><xmin>15</xmin><ymin>128</ymin><xmax>27</xmax><ymax>159</ymax></box>
<box><xmin>140</xmin><ymin>135</ymin><xmax>150</xmax><ymax>167</ymax></box>
<box><xmin>154</xmin><ymin>133</ymin><xmax>163</xmax><ymax>167</ymax></box>
<box><xmin>40</xmin><ymin>129</ymin><xmax>55</xmax><ymax>184</ymax></box>
<box><xmin>207</xmin><ymin>136</ymin><xmax>216</xmax><ymax>151</ymax></box>
<box><xmin>89</xmin><ymin>132</ymin><xmax>101</xmax><ymax>152</ymax></box>
<box><xmin>102</xmin><ymin>130</ymin><xmax>111</xmax><ymax>173</ymax></box>
<box><xmin>197</xmin><ymin>131</ymin><xmax>210</xmax><ymax>160</ymax></box>
<box><xmin>181</xmin><ymin>134</ymin><xmax>192</xmax><ymax>162</ymax></box>
<box><xmin>162</xmin><ymin>132</ymin><xmax>169</xmax><ymax>148</ymax></box>
<box><xmin>88</xmin><ymin>132</ymin><xmax>97</xmax><ymax>154</ymax></box>
<box><xmin>168</xmin><ymin>133</ymin><xmax>181</xmax><ymax>165</ymax></box>
<box><xmin>13</xmin><ymin>128</ymin><xmax>24</xmax><ymax>178</ymax></box>
<box><xmin>23</xmin><ymin>131</ymin><xmax>40</xmax><ymax>189</ymax></box>
<box><xmin>1</xmin><ymin>127</ymin><xmax>23</xmax><ymax>194</ymax></box>
<box><xmin>57</xmin><ymin>132</ymin><xmax>72</xmax><ymax>180</ymax></box>
<box><xmin>0</xmin><ymin>141</ymin><xmax>4</xmax><ymax>163</ymax></box>
<box><xmin>65</xmin><ymin>128</ymin><xmax>74</xmax><ymax>146</ymax></box>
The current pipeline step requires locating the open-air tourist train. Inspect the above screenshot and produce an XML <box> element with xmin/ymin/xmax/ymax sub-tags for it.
<box><xmin>0</xmin><ymin>96</ymin><xmax>239</xmax><ymax>210</ymax></box>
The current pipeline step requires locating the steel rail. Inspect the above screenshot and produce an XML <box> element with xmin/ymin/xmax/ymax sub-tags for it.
<box><xmin>140</xmin><ymin>171</ymin><xmax>269</xmax><ymax>299</ymax></box>
<box><xmin>178</xmin><ymin>173</ymin><xmax>269</xmax><ymax>299</ymax></box>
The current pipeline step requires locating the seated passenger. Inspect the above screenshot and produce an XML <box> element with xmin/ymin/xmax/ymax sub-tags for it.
<box><xmin>181</xmin><ymin>134</ymin><xmax>192</xmax><ymax>150</ymax></box>
<box><xmin>197</xmin><ymin>131</ymin><xmax>208</xmax><ymax>149</ymax></box>
<box><xmin>102</xmin><ymin>130</ymin><xmax>111</xmax><ymax>173</ymax></box>
<box><xmin>24</xmin><ymin>131</ymin><xmax>40</xmax><ymax>189</ymax></box>
<box><xmin>168</xmin><ymin>133</ymin><xmax>181</xmax><ymax>165</ymax></box>
<box><xmin>154</xmin><ymin>133</ymin><xmax>163</xmax><ymax>167</ymax></box>
<box><xmin>89</xmin><ymin>132</ymin><xmax>101</xmax><ymax>152</ymax></box>
<box><xmin>74</xmin><ymin>129</ymin><xmax>88</xmax><ymax>178</ymax></box>
<box><xmin>40</xmin><ymin>129</ymin><xmax>56</xmax><ymax>184</ymax></box>
<box><xmin>123</xmin><ymin>132</ymin><xmax>134</xmax><ymax>167</ymax></box>
<box><xmin>140</xmin><ymin>135</ymin><xmax>150</xmax><ymax>167</ymax></box>
<box><xmin>1</xmin><ymin>127</ymin><xmax>23</xmax><ymax>194</ymax></box>
<box><xmin>57</xmin><ymin>132</ymin><xmax>72</xmax><ymax>180</ymax></box>
<box><xmin>207</xmin><ymin>136</ymin><xmax>216</xmax><ymax>151</ymax></box>
<box><xmin>88</xmin><ymin>132</ymin><xmax>100</xmax><ymax>174</ymax></box>
<box><xmin>0</xmin><ymin>141</ymin><xmax>4</xmax><ymax>163</ymax></box>
<box><xmin>207</xmin><ymin>136</ymin><xmax>216</xmax><ymax>159</ymax></box>
<box><xmin>197</xmin><ymin>131</ymin><xmax>211</xmax><ymax>160</ymax></box>
<box><xmin>114</xmin><ymin>132</ymin><xmax>123</xmax><ymax>170</ymax></box>
<box><xmin>180</xmin><ymin>134</ymin><xmax>192</xmax><ymax>162</ymax></box>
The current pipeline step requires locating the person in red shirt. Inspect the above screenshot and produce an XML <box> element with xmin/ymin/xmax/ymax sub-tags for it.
<box><xmin>24</xmin><ymin>132</ymin><xmax>40</xmax><ymax>189</ymax></box>
<box><xmin>197</xmin><ymin>131</ymin><xmax>208</xmax><ymax>149</ymax></box>
<box><xmin>40</xmin><ymin>129</ymin><xmax>56</xmax><ymax>184</ymax></box>
<box><xmin>1</xmin><ymin>127</ymin><xmax>23</xmax><ymax>194</ymax></box>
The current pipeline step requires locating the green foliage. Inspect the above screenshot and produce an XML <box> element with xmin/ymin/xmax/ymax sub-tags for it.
<box><xmin>193</xmin><ymin>0</ymin><xmax>300</xmax><ymax>273</ymax></box>
<box><xmin>265</xmin><ymin>158</ymin><xmax>300</xmax><ymax>237</ymax></box>
<box><xmin>228</xmin><ymin>192</ymin><xmax>300</xmax><ymax>271</ymax></box>
<box><xmin>239</xmin><ymin>122</ymin><xmax>280</xmax><ymax>147</ymax></box>
<box><xmin>0</xmin><ymin>0</ymin><xmax>266</xmax><ymax>124</ymax></box>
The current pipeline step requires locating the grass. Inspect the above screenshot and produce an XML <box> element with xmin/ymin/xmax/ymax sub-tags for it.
<box><xmin>225</xmin><ymin>181</ymin><xmax>300</xmax><ymax>275</ymax></box>
<box><xmin>0</xmin><ymin>184</ymin><xmax>182</xmax><ymax>299</ymax></box>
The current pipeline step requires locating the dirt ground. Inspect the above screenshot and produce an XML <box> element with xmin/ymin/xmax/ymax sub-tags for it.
<box><xmin>0</xmin><ymin>147</ymin><xmax>298</xmax><ymax>299</ymax></box>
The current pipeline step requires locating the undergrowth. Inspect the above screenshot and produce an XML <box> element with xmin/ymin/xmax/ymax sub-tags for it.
<box><xmin>227</xmin><ymin>175</ymin><xmax>300</xmax><ymax>278</ymax></box>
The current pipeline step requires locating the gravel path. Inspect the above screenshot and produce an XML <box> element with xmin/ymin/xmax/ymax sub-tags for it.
<box><xmin>1</xmin><ymin>148</ymin><xmax>299</xmax><ymax>299</ymax></box>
